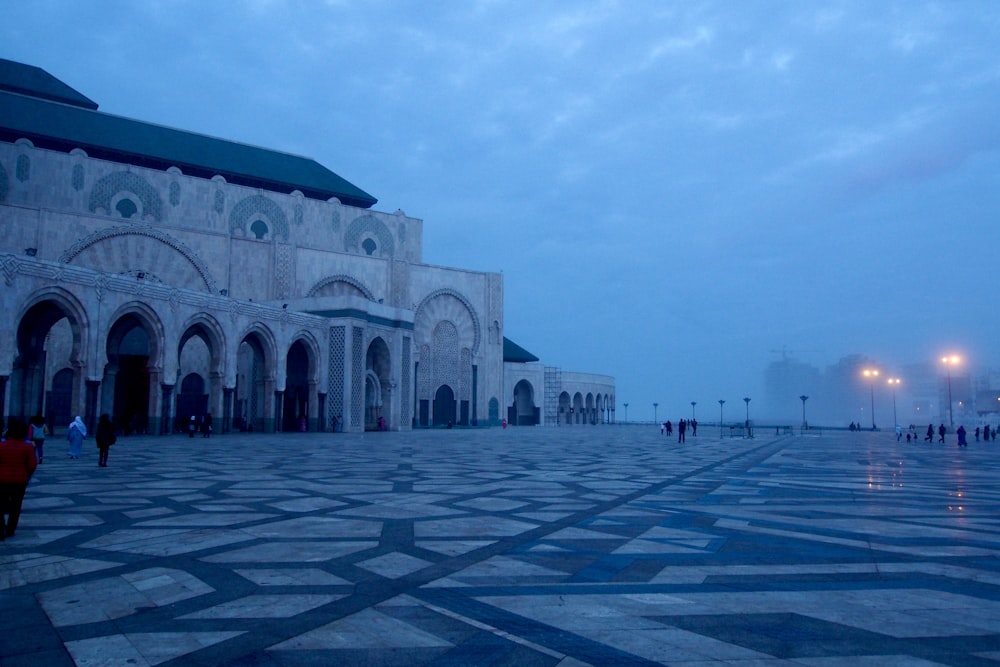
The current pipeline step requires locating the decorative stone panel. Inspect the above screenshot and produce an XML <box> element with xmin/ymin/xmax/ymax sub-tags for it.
<box><xmin>89</xmin><ymin>171</ymin><xmax>164</xmax><ymax>221</ymax></box>
<box><xmin>351</xmin><ymin>326</ymin><xmax>364</xmax><ymax>428</ymax></box>
<box><xmin>345</xmin><ymin>214</ymin><xmax>394</xmax><ymax>258</ymax></box>
<box><xmin>72</xmin><ymin>164</ymin><xmax>85</xmax><ymax>192</ymax></box>
<box><xmin>59</xmin><ymin>225</ymin><xmax>217</xmax><ymax>293</ymax></box>
<box><xmin>401</xmin><ymin>336</ymin><xmax>411</xmax><ymax>427</ymax></box>
<box><xmin>328</xmin><ymin>325</ymin><xmax>345</xmax><ymax>426</ymax></box>
<box><xmin>16</xmin><ymin>154</ymin><xmax>29</xmax><ymax>182</ymax></box>
<box><xmin>0</xmin><ymin>163</ymin><xmax>7</xmax><ymax>201</ymax></box>
<box><xmin>229</xmin><ymin>194</ymin><xmax>289</xmax><ymax>241</ymax></box>
<box><xmin>307</xmin><ymin>274</ymin><xmax>375</xmax><ymax>300</ymax></box>
<box><xmin>275</xmin><ymin>243</ymin><xmax>292</xmax><ymax>299</ymax></box>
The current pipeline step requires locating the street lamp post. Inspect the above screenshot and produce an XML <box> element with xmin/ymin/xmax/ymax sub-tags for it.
<box><xmin>799</xmin><ymin>395</ymin><xmax>809</xmax><ymax>429</ymax></box>
<box><xmin>941</xmin><ymin>355</ymin><xmax>959</xmax><ymax>427</ymax></box>
<box><xmin>623</xmin><ymin>403</ymin><xmax>629</xmax><ymax>424</ymax></box>
<box><xmin>887</xmin><ymin>378</ymin><xmax>901</xmax><ymax>428</ymax></box>
<box><xmin>691</xmin><ymin>401</ymin><xmax>696</xmax><ymax>420</ymax></box>
<box><xmin>743</xmin><ymin>397</ymin><xmax>751</xmax><ymax>438</ymax></box>
<box><xmin>718</xmin><ymin>399</ymin><xmax>725</xmax><ymax>432</ymax></box>
<box><xmin>653</xmin><ymin>403</ymin><xmax>658</xmax><ymax>424</ymax></box>
<box><xmin>862</xmin><ymin>369</ymin><xmax>879</xmax><ymax>430</ymax></box>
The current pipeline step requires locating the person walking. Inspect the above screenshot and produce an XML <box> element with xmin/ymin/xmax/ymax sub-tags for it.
<box><xmin>938</xmin><ymin>423</ymin><xmax>946</xmax><ymax>444</ymax></box>
<box><xmin>678</xmin><ymin>418</ymin><xmax>687</xmax><ymax>443</ymax></box>
<box><xmin>67</xmin><ymin>416</ymin><xmax>86</xmax><ymax>459</ymax></box>
<box><xmin>0</xmin><ymin>419</ymin><xmax>38</xmax><ymax>540</ymax></box>
<box><xmin>95</xmin><ymin>414</ymin><xmax>116</xmax><ymax>467</ymax></box>
<box><xmin>188</xmin><ymin>415</ymin><xmax>197</xmax><ymax>438</ymax></box>
<box><xmin>201</xmin><ymin>414</ymin><xmax>213</xmax><ymax>438</ymax></box>
<box><xmin>925</xmin><ymin>424</ymin><xmax>934</xmax><ymax>442</ymax></box>
<box><xmin>28</xmin><ymin>413</ymin><xmax>48</xmax><ymax>464</ymax></box>
<box><xmin>957</xmin><ymin>425</ymin><xmax>968</xmax><ymax>448</ymax></box>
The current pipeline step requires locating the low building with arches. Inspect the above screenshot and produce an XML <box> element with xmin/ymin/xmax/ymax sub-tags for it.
<box><xmin>503</xmin><ymin>339</ymin><xmax>616</xmax><ymax>426</ymax></box>
<box><xmin>0</xmin><ymin>58</ymin><xmax>513</xmax><ymax>434</ymax></box>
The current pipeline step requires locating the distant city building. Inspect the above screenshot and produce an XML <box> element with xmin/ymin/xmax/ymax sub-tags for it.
<box><xmin>0</xmin><ymin>58</ymin><xmax>613</xmax><ymax>433</ymax></box>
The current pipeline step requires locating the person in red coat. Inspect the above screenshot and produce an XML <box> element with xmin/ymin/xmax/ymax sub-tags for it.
<box><xmin>1</xmin><ymin>418</ymin><xmax>38</xmax><ymax>539</ymax></box>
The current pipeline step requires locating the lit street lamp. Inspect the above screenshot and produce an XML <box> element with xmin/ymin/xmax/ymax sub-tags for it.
<box><xmin>941</xmin><ymin>355</ymin><xmax>960</xmax><ymax>427</ymax></box>
<box><xmin>886</xmin><ymin>378</ymin><xmax>901</xmax><ymax>428</ymax></box>
<box><xmin>799</xmin><ymin>395</ymin><xmax>809</xmax><ymax>428</ymax></box>
<box><xmin>862</xmin><ymin>369</ymin><xmax>879</xmax><ymax>430</ymax></box>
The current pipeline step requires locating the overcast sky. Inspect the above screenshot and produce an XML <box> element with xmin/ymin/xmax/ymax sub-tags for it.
<box><xmin>4</xmin><ymin>1</ymin><xmax>998</xmax><ymax>421</ymax></box>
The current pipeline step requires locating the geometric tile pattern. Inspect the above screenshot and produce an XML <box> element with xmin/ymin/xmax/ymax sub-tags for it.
<box><xmin>2</xmin><ymin>427</ymin><xmax>999</xmax><ymax>665</ymax></box>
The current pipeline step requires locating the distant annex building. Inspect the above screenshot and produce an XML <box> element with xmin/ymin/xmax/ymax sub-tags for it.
<box><xmin>0</xmin><ymin>59</ymin><xmax>613</xmax><ymax>434</ymax></box>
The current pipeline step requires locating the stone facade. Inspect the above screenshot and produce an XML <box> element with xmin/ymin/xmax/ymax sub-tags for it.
<box><xmin>0</xmin><ymin>138</ymin><xmax>503</xmax><ymax>433</ymax></box>
<box><xmin>0</xmin><ymin>59</ymin><xmax>613</xmax><ymax>435</ymax></box>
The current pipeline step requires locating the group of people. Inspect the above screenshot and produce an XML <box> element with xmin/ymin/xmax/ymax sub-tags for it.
<box><xmin>912</xmin><ymin>423</ymin><xmax>995</xmax><ymax>446</ymax></box>
<box><xmin>661</xmin><ymin>418</ymin><xmax>697</xmax><ymax>442</ymax></box>
<box><xmin>186</xmin><ymin>414</ymin><xmax>213</xmax><ymax>438</ymax></box>
<box><xmin>0</xmin><ymin>413</ymin><xmax>119</xmax><ymax>542</ymax></box>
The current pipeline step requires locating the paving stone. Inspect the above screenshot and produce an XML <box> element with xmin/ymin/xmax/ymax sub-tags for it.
<box><xmin>1</xmin><ymin>427</ymin><xmax>998</xmax><ymax>665</ymax></box>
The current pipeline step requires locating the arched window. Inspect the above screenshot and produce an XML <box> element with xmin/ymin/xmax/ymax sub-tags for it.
<box><xmin>250</xmin><ymin>219</ymin><xmax>269</xmax><ymax>240</ymax></box>
<box><xmin>362</xmin><ymin>238</ymin><xmax>377</xmax><ymax>255</ymax></box>
<box><xmin>116</xmin><ymin>198</ymin><xmax>138</xmax><ymax>219</ymax></box>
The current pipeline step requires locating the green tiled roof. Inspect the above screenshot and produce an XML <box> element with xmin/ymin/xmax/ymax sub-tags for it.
<box><xmin>0</xmin><ymin>58</ymin><xmax>97</xmax><ymax>109</ymax></box>
<box><xmin>503</xmin><ymin>337</ymin><xmax>539</xmax><ymax>363</ymax></box>
<box><xmin>0</xmin><ymin>60</ymin><xmax>377</xmax><ymax>208</ymax></box>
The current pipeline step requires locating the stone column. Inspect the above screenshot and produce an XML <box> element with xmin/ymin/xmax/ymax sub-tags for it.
<box><xmin>223</xmin><ymin>387</ymin><xmax>234</xmax><ymax>434</ymax></box>
<box><xmin>159</xmin><ymin>383</ymin><xmax>174</xmax><ymax>435</ymax></box>
<box><xmin>273</xmin><ymin>390</ymin><xmax>284</xmax><ymax>433</ymax></box>
<box><xmin>85</xmin><ymin>380</ymin><xmax>101</xmax><ymax>432</ymax></box>
<box><xmin>0</xmin><ymin>374</ymin><xmax>7</xmax><ymax>424</ymax></box>
<box><xmin>317</xmin><ymin>392</ymin><xmax>327</xmax><ymax>432</ymax></box>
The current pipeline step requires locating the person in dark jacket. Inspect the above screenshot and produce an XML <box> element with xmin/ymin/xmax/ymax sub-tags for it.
<box><xmin>0</xmin><ymin>419</ymin><xmax>38</xmax><ymax>539</ymax></box>
<box><xmin>96</xmin><ymin>414</ymin><xmax>116</xmax><ymax>467</ymax></box>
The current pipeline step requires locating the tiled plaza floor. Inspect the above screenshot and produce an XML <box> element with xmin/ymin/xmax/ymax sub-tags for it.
<box><xmin>2</xmin><ymin>425</ymin><xmax>1000</xmax><ymax>666</ymax></box>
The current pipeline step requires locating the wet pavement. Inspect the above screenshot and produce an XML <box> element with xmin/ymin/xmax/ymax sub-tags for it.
<box><xmin>2</xmin><ymin>425</ymin><xmax>999</xmax><ymax>666</ymax></box>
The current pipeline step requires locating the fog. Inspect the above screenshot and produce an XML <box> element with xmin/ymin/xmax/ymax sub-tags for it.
<box><xmin>4</xmin><ymin>2</ymin><xmax>998</xmax><ymax>426</ymax></box>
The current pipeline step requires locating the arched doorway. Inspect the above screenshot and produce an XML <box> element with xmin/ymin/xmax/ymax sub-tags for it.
<box><xmin>12</xmin><ymin>298</ymin><xmax>84</xmax><ymax>426</ymax></box>
<box><xmin>105</xmin><ymin>313</ymin><xmax>157</xmax><ymax>434</ymax></box>
<box><xmin>235</xmin><ymin>334</ymin><xmax>269</xmax><ymax>432</ymax></box>
<box><xmin>509</xmin><ymin>379</ymin><xmax>539</xmax><ymax>426</ymax></box>
<box><xmin>433</xmin><ymin>384</ymin><xmax>456</xmax><ymax>426</ymax></box>
<box><xmin>365</xmin><ymin>337</ymin><xmax>391</xmax><ymax>430</ymax></box>
<box><xmin>573</xmin><ymin>393</ymin><xmax>584</xmax><ymax>425</ymax></box>
<box><xmin>47</xmin><ymin>367</ymin><xmax>74</xmax><ymax>433</ymax></box>
<box><xmin>283</xmin><ymin>340</ymin><xmax>311</xmax><ymax>432</ymax></box>
<box><xmin>176</xmin><ymin>372</ymin><xmax>207</xmax><ymax>431</ymax></box>
<box><xmin>558</xmin><ymin>391</ymin><xmax>571</xmax><ymax>425</ymax></box>
<box><xmin>178</xmin><ymin>318</ymin><xmax>224</xmax><ymax>434</ymax></box>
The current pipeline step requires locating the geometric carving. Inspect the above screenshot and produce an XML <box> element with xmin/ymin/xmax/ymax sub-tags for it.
<box><xmin>414</xmin><ymin>289</ymin><xmax>480</xmax><ymax>354</ymax></box>
<box><xmin>88</xmin><ymin>171</ymin><xmax>163</xmax><ymax>221</ymax></box>
<box><xmin>345</xmin><ymin>214</ymin><xmax>394</xmax><ymax>257</ymax></box>
<box><xmin>306</xmin><ymin>274</ymin><xmax>375</xmax><ymax>300</ymax></box>
<box><xmin>328</xmin><ymin>325</ymin><xmax>346</xmax><ymax>428</ymax></box>
<box><xmin>16</xmin><ymin>154</ymin><xmax>30</xmax><ymax>182</ymax></box>
<box><xmin>351</xmin><ymin>327</ymin><xmax>364</xmax><ymax>428</ymax></box>
<box><xmin>228</xmin><ymin>194</ymin><xmax>288</xmax><ymax>241</ymax></box>
<box><xmin>59</xmin><ymin>225</ymin><xmax>217</xmax><ymax>293</ymax></box>
<box><xmin>275</xmin><ymin>243</ymin><xmax>292</xmax><ymax>299</ymax></box>
<box><xmin>72</xmin><ymin>164</ymin><xmax>85</xmax><ymax>191</ymax></box>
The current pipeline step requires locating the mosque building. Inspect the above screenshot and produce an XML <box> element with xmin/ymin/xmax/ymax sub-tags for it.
<box><xmin>0</xmin><ymin>58</ymin><xmax>614</xmax><ymax>434</ymax></box>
